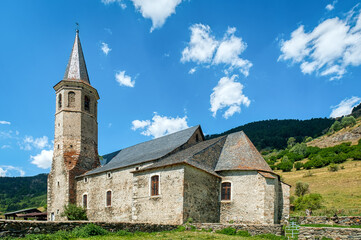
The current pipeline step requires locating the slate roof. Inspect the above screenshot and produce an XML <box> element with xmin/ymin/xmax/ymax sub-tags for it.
<box><xmin>135</xmin><ymin>136</ymin><xmax>227</xmax><ymax>176</ymax></box>
<box><xmin>63</xmin><ymin>30</ymin><xmax>90</xmax><ymax>84</ymax></box>
<box><xmin>83</xmin><ymin>125</ymin><xmax>200</xmax><ymax>176</ymax></box>
<box><xmin>215</xmin><ymin>131</ymin><xmax>273</xmax><ymax>173</ymax></box>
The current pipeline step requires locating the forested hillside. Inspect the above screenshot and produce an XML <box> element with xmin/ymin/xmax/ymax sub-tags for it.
<box><xmin>205</xmin><ymin>118</ymin><xmax>334</xmax><ymax>150</ymax></box>
<box><xmin>0</xmin><ymin>174</ymin><xmax>47</xmax><ymax>214</ymax></box>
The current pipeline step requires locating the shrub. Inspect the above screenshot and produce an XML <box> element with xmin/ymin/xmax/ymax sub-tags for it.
<box><xmin>71</xmin><ymin>224</ymin><xmax>108</xmax><ymax>237</ymax></box>
<box><xmin>295</xmin><ymin>181</ymin><xmax>309</xmax><ymax>197</ymax></box>
<box><xmin>341</xmin><ymin>116</ymin><xmax>356</xmax><ymax>128</ymax></box>
<box><xmin>290</xmin><ymin>143</ymin><xmax>307</xmax><ymax>156</ymax></box>
<box><xmin>305</xmin><ymin>136</ymin><xmax>313</xmax><ymax>143</ymax></box>
<box><xmin>61</xmin><ymin>204</ymin><xmax>87</xmax><ymax>220</ymax></box>
<box><xmin>303</xmin><ymin>161</ymin><xmax>314</xmax><ymax>170</ymax></box>
<box><xmin>328</xmin><ymin>163</ymin><xmax>339</xmax><ymax>172</ymax></box>
<box><xmin>329</xmin><ymin>121</ymin><xmax>342</xmax><ymax>133</ymax></box>
<box><xmin>278</xmin><ymin>156</ymin><xmax>293</xmax><ymax>172</ymax></box>
<box><xmin>294</xmin><ymin>193</ymin><xmax>323</xmax><ymax>211</ymax></box>
<box><xmin>216</xmin><ymin>227</ymin><xmax>237</xmax><ymax>235</ymax></box>
<box><xmin>287</xmin><ymin>137</ymin><xmax>296</xmax><ymax>148</ymax></box>
<box><xmin>236</xmin><ymin>230</ymin><xmax>251</xmax><ymax>237</ymax></box>
<box><xmin>294</xmin><ymin>162</ymin><xmax>303</xmax><ymax>170</ymax></box>
<box><xmin>175</xmin><ymin>225</ymin><xmax>186</xmax><ymax>232</ymax></box>
<box><xmin>255</xmin><ymin>233</ymin><xmax>287</xmax><ymax>239</ymax></box>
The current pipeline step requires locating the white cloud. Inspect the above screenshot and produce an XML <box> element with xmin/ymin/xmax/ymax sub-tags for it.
<box><xmin>132</xmin><ymin>113</ymin><xmax>189</xmax><ymax>138</ymax></box>
<box><xmin>101</xmin><ymin>42</ymin><xmax>111</xmax><ymax>55</ymax></box>
<box><xmin>181</xmin><ymin>24</ymin><xmax>218</xmax><ymax>64</ymax></box>
<box><xmin>115</xmin><ymin>71</ymin><xmax>135</xmax><ymax>87</ymax></box>
<box><xmin>326</xmin><ymin>0</ymin><xmax>337</xmax><ymax>11</ymax></box>
<box><xmin>1</xmin><ymin>145</ymin><xmax>11</xmax><ymax>149</ymax></box>
<box><xmin>131</xmin><ymin>0</ymin><xmax>182</xmax><ymax>32</ymax></box>
<box><xmin>0</xmin><ymin>121</ymin><xmax>10</xmax><ymax>125</ymax></box>
<box><xmin>30</xmin><ymin>149</ymin><xmax>54</xmax><ymax>169</ymax></box>
<box><xmin>21</xmin><ymin>136</ymin><xmax>50</xmax><ymax>151</ymax></box>
<box><xmin>0</xmin><ymin>165</ymin><xmax>25</xmax><ymax>177</ymax></box>
<box><xmin>181</xmin><ymin>24</ymin><xmax>252</xmax><ymax>76</ymax></box>
<box><xmin>188</xmin><ymin>67</ymin><xmax>196</xmax><ymax>74</ymax></box>
<box><xmin>101</xmin><ymin>0</ymin><xmax>126</xmax><ymax>9</ymax></box>
<box><xmin>330</xmin><ymin>96</ymin><xmax>361</xmax><ymax>118</ymax></box>
<box><xmin>279</xmin><ymin>7</ymin><xmax>361</xmax><ymax>80</ymax></box>
<box><xmin>213</xmin><ymin>27</ymin><xmax>253</xmax><ymax>76</ymax></box>
<box><xmin>210</xmin><ymin>75</ymin><xmax>250</xmax><ymax>119</ymax></box>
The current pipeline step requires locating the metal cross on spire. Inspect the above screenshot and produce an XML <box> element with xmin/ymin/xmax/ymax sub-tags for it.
<box><xmin>75</xmin><ymin>22</ymin><xmax>79</xmax><ymax>33</ymax></box>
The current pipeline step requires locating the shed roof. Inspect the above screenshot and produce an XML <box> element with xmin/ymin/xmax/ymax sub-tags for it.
<box><xmin>215</xmin><ymin>131</ymin><xmax>273</xmax><ymax>173</ymax></box>
<box><xmin>4</xmin><ymin>208</ymin><xmax>41</xmax><ymax>216</ymax></box>
<box><xmin>83</xmin><ymin>125</ymin><xmax>201</xmax><ymax>176</ymax></box>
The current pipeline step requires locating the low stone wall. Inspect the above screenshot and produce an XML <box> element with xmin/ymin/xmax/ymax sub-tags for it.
<box><xmin>0</xmin><ymin>220</ymin><xmax>177</xmax><ymax>237</ymax></box>
<box><xmin>193</xmin><ymin>223</ymin><xmax>283</xmax><ymax>236</ymax></box>
<box><xmin>291</xmin><ymin>216</ymin><xmax>361</xmax><ymax>226</ymax></box>
<box><xmin>298</xmin><ymin>226</ymin><xmax>361</xmax><ymax>240</ymax></box>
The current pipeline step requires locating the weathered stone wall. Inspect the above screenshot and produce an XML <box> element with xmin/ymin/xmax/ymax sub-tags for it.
<box><xmin>48</xmin><ymin>83</ymin><xmax>99</xmax><ymax>221</ymax></box>
<box><xmin>292</xmin><ymin>216</ymin><xmax>361</xmax><ymax>226</ymax></box>
<box><xmin>132</xmin><ymin>165</ymin><xmax>185</xmax><ymax>224</ymax></box>
<box><xmin>219</xmin><ymin>171</ymin><xmax>265</xmax><ymax>224</ymax></box>
<box><xmin>76</xmin><ymin>162</ymin><xmax>152</xmax><ymax>222</ymax></box>
<box><xmin>0</xmin><ymin>220</ymin><xmax>177</xmax><ymax>238</ymax></box>
<box><xmin>183</xmin><ymin>165</ymin><xmax>220</xmax><ymax>223</ymax></box>
<box><xmin>298</xmin><ymin>226</ymin><xmax>361</xmax><ymax>240</ymax></box>
<box><xmin>281</xmin><ymin>182</ymin><xmax>290</xmax><ymax>222</ymax></box>
<box><xmin>264</xmin><ymin>177</ymin><xmax>277</xmax><ymax>224</ymax></box>
<box><xmin>193</xmin><ymin>223</ymin><xmax>283</xmax><ymax>236</ymax></box>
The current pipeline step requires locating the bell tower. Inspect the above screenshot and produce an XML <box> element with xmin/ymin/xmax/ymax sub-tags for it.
<box><xmin>48</xmin><ymin>30</ymin><xmax>100</xmax><ymax>221</ymax></box>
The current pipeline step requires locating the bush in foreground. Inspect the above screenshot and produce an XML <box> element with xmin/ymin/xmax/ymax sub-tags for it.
<box><xmin>61</xmin><ymin>204</ymin><xmax>87</xmax><ymax>220</ymax></box>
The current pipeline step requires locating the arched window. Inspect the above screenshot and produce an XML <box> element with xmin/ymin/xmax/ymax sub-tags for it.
<box><xmin>106</xmin><ymin>190</ymin><xmax>112</xmax><ymax>207</ymax></box>
<box><xmin>83</xmin><ymin>194</ymin><xmax>88</xmax><ymax>208</ymax></box>
<box><xmin>221</xmin><ymin>182</ymin><xmax>231</xmax><ymax>201</ymax></box>
<box><xmin>68</xmin><ymin>91</ymin><xmax>75</xmax><ymax>107</ymax></box>
<box><xmin>58</xmin><ymin>94</ymin><xmax>62</xmax><ymax>109</ymax></box>
<box><xmin>84</xmin><ymin>95</ymin><xmax>90</xmax><ymax>111</ymax></box>
<box><xmin>151</xmin><ymin>175</ymin><xmax>159</xmax><ymax>196</ymax></box>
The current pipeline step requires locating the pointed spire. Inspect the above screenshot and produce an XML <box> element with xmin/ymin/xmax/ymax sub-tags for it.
<box><xmin>63</xmin><ymin>30</ymin><xmax>90</xmax><ymax>84</ymax></box>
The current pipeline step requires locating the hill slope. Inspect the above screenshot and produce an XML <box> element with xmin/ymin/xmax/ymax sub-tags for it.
<box><xmin>0</xmin><ymin>174</ymin><xmax>47</xmax><ymax>214</ymax></box>
<box><xmin>206</xmin><ymin>118</ymin><xmax>334</xmax><ymax>150</ymax></box>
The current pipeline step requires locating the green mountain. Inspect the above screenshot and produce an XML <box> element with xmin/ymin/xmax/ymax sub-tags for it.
<box><xmin>0</xmin><ymin>173</ymin><xmax>47</xmax><ymax>213</ymax></box>
<box><xmin>205</xmin><ymin>118</ymin><xmax>334</xmax><ymax>150</ymax></box>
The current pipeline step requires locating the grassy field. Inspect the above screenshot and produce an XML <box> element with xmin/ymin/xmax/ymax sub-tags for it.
<box><xmin>276</xmin><ymin>160</ymin><xmax>361</xmax><ymax>215</ymax></box>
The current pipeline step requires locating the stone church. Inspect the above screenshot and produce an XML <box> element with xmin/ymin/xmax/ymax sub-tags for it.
<box><xmin>47</xmin><ymin>30</ymin><xmax>290</xmax><ymax>225</ymax></box>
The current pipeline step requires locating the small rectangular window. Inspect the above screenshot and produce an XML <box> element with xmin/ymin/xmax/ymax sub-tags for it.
<box><xmin>221</xmin><ymin>182</ymin><xmax>231</xmax><ymax>201</ymax></box>
<box><xmin>83</xmin><ymin>194</ymin><xmax>88</xmax><ymax>208</ymax></box>
<box><xmin>106</xmin><ymin>191</ymin><xmax>112</xmax><ymax>207</ymax></box>
<box><xmin>151</xmin><ymin>175</ymin><xmax>159</xmax><ymax>196</ymax></box>
<box><xmin>84</xmin><ymin>177</ymin><xmax>88</xmax><ymax>183</ymax></box>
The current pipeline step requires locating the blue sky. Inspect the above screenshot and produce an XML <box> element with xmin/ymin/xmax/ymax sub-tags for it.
<box><xmin>1</xmin><ymin>0</ymin><xmax>361</xmax><ymax>177</ymax></box>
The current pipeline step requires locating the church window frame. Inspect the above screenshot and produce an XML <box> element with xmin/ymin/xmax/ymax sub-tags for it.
<box><xmin>106</xmin><ymin>190</ymin><xmax>112</xmax><ymax>207</ymax></box>
<box><xmin>68</xmin><ymin>91</ymin><xmax>76</xmax><ymax>108</ymax></box>
<box><xmin>83</xmin><ymin>193</ymin><xmax>88</xmax><ymax>209</ymax></box>
<box><xmin>221</xmin><ymin>181</ymin><xmax>232</xmax><ymax>201</ymax></box>
<box><xmin>84</xmin><ymin>95</ymin><xmax>90</xmax><ymax>111</ymax></box>
<box><xmin>150</xmin><ymin>174</ymin><xmax>160</xmax><ymax>197</ymax></box>
<box><xmin>58</xmin><ymin>94</ymin><xmax>62</xmax><ymax>109</ymax></box>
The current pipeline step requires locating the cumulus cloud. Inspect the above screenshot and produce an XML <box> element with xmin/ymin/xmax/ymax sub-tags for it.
<box><xmin>131</xmin><ymin>0</ymin><xmax>182</xmax><ymax>32</ymax></box>
<box><xmin>181</xmin><ymin>24</ymin><xmax>218</xmax><ymax>64</ymax></box>
<box><xmin>1</xmin><ymin>145</ymin><xmax>11</xmax><ymax>149</ymax></box>
<box><xmin>210</xmin><ymin>75</ymin><xmax>250</xmax><ymax>119</ymax></box>
<box><xmin>30</xmin><ymin>149</ymin><xmax>53</xmax><ymax>169</ymax></box>
<box><xmin>132</xmin><ymin>113</ymin><xmax>189</xmax><ymax>138</ymax></box>
<box><xmin>181</xmin><ymin>24</ymin><xmax>252</xmax><ymax>76</ymax></box>
<box><xmin>279</xmin><ymin>7</ymin><xmax>361</xmax><ymax>80</ymax></box>
<box><xmin>115</xmin><ymin>71</ymin><xmax>135</xmax><ymax>87</ymax></box>
<box><xmin>101</xmin><ymin>42</ymin><xmax>111</xmax><ymax>55</ymax></box>
<box><xmin>101</xmin><ymin>0</ymin><xmax>126</xmax><ymax>9</ymax></box>
<box><xmin>21</xmin><ymin>136</ymin><xmax>50</xmax><ymax>151</ymax></box>
<box><xmin>0</xmin><ymin>121</ymin><xmax>10</xmax><ymax>125</ymax></box>
<box><xmin>0</xmin><ymin>165</ymin><xmax>25</xmax><ymax>177</ymax></box>
<box><xmin>330</xmin><ymin>96</ymin><xmax>361</xmax><ymax>118</ymax></box>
